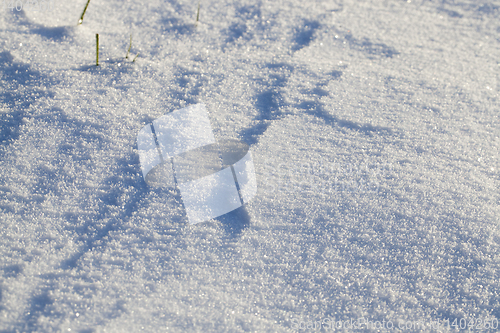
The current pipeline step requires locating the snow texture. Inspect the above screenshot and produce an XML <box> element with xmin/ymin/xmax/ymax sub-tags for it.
<box><xmin>0</xmin><ymin>0</ymin><xmax>499</xmax><ymax>332</ymax></box>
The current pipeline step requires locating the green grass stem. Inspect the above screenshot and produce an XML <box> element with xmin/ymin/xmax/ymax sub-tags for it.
<box><xmin>96</xmin><ymin>34</ymin><xmax>99</xmax><ymax>66</ymax></box>
<box><xmin>126</xmin><ymin>35</ymin><xmax>132</xmax><ymax>59</ymax></box>
<box><xmin>195</xmin><ymin>3</ymin><xmax>200</xmax><ymax>26</ymax></box>
<box><xmin>78</xmin><ymin>0</ymin><xmax>91</xmax><ymax>25</ymax></box>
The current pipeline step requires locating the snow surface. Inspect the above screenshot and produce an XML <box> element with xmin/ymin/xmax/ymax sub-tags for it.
<box><xmin>0</xmin><ymin>0</ymin><xmax>499</xmax><ymax>331</ymax></box>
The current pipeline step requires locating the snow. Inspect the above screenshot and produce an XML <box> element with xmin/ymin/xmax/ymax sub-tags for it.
<box><xmin>1</xmin><ymin>0</ymin><xmax>499</xmax><ymax>331</ymax></box>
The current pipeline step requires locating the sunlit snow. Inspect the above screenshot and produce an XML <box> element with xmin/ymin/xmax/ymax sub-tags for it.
<box><xmin>1</xmin><ymin>0</ymin><xmax>499</xmax><ymax>331</ymax></box>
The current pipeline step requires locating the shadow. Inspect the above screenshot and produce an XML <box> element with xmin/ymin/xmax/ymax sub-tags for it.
<box><xmin>240</xmin><ymin>89</ymin><xmax>284</xmax><ymax>145</ymax></box>
<box><xmin>238</xmin><ymin>4</ymin><xmax>262</xmax><ymax>20</ymax></box>
<box><xmin>3</xmin><ymin>264</ymin><xmax>23</xmax><ymax>278</ymax></box>
<box><xmin>76</xmin><ymin>64</ymin><xmax>103</xmax><ymax>72</ymax></box>
<box><xmin>256</xmin><ymin>90</ymin><xmax>281</xmax><ymax>118</ymax></box>
<box><xmin>345</xmin><ymin>34</ymin><xmax>399</xmax><ymax>58</ymax></box>
<box><xmin>217</xmin><ymin>205</ymin><xmax>251</xmax><ymax>238</ymax></box>
<box><xmin>239</xmin><ymin>62</ymin><xmax>293</xmax><ymax>145</ymax></box>
<box><xmin>161</xmin><ymin>17</ymin><xmax>195</xmax><ymax>35</ymax></box>
<box><xmin>25</xmin><ymin>291</ymin><xmax>54</xmax><ymax>331</ymax></box>
<box><xmin>225</xmin><ymin>22</ymin><xmax>248</xmax><ymax>43</ymax></box>
<box><xmin>330</xmin><ymin>70</ymin><xmax>343</xmax><ymax>79</ymax></box>
<box><xmin>0</xmin><ymin>51</ymin><xmax>56</xmax><ymax>146</ymax></box>
<box><xmin>241</xmin><ymin>65</ymin><xmax>345</xmax><ymax>145</ymax></box>
<box><xmin>75</xmin><ymin>59</ymin><xmax>136</xmax><ymax>75</ymax></box>
<box><xmin>438</xmin><ymin>7</ymin><xmax>463</xmax><ymax>18</ymax></box>
<box><xmin>267</xmin><ymin>62</ymin><xmax>294</xmax><ymax>72</ymax></box>
<box><xmin>292</xmin><ymin>20</ymin><xmax>320</xmax><ymax>52</ymax></box>
<box><xmin>8</xmin><ymin>6</ymin><xmax>74</xmax><ymax>41</ymax></box>
<box><xmin>239</xmin><ymin>121</ymin><xmax>271</xmax><ymax>146</ymax></box>
<box><xmin>299</xmin><ymin>101</ymin><xmax>393</xmax><ymax>135</ymax></box>
<box><xmin>31</xmin><ymin>26</ymin><xmax>72</xmax><ymax>41</ymax></box>
<box><xmin>477</xmin><ymin>3</ymin><xmax>499</xmax><ymax>14</ymax></box>
<box><xmin>223</xmin><ymin>3</ymin><xmax>262</xmax><ymax>47</ymax></box>
<box><xmin>61</xmin><ymin>152</ymin><xmax>149</xmax><ymax>269</ymax></box>
<box><xmin>169</xmin><ymin>68</ymin><xmax>206</xmax><ymax>106</ymax></box>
